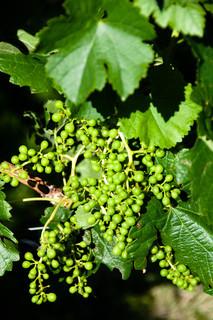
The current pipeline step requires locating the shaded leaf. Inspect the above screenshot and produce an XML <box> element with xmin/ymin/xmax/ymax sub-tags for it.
<box><xmin>74</xmin><ymin>206</ymin><xmax>94</xmax><ymax>229</ymax></box>
<box><xmin>92</xmin><ymin>226</ymin><xmax>132</xmax><ymax>279</ymax></box>
<box><xmin>40</xmin><ymin>206</ymin><xmax>71</xmax><ymax>228</ymax></box>
<box><xmin>161</xmin><ymin>204</ymin><xmax>213</xmax><ymax>289</ymax></box>
<box><xmin>0</xmin><ymin>238</ymin><xmax>19</xmax><ymax>276</ymax></box>
<box><xmin>0</xmin><ymin>191</ymin><xmax>12</xmax><ymax>221</ymax></box>
<box><xmin>127</xmin><ymin>198</ymin><xmax>165</xmax><ymax>269</ymax></box>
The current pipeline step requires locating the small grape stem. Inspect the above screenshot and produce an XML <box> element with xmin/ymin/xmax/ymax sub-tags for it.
<box><xmin>40</xmin><ymin>199</ymin><xmax>66</xmax><ymax>244</ymax></box>
<box><xmin>23</xmin><ymin>197</ymin><xmax>60</xmax><ymax>204</ymax></box>
<box><xmin>118</xmin><ymin>131</ymin><xmax>133</xmax><ymax>167</ymax></box>
<box><xmin>167</xmin><ymin>258</ymin><xmax>176</xmax><ymax>270</ymax></box>
<box><xmin>71</xmin><ymin>145</ymin><xmax>85</xmax><ymax>177</ymax></box>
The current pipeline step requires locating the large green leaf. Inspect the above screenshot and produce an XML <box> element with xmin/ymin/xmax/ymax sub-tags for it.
<box><xmin>119</xmin><ymin>84</ymin><xmax>202</xmax><ymax>148</ymax></box>
<box><xmin>92</xmin><ymin>226</ymin><xmax>132</xmax><ymax>280</ymax></box>
<box><xmin>0</xmin><ymin>42</ymin><xmax>51</xmax><ymax>93</ymax></box>
<box><xmin>161</xmin><ymin>204</ymin><xmax>213</xmax><ymax>289</ymax></box>
<box><xmin>37</xmin><ymin>0</ymin><xmax>155</xmax><ymax>104</ymax></box>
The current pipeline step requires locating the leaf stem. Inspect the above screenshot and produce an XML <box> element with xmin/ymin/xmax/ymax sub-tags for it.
<box><xmin>118</xmin><ymin>131</ymin><xmax>133</xmax><ymax>167</ymax></box>
<box><xmin>40</xmin><ymin>199</ymin><xmax>65</xmax><ymax>244</ymax></box>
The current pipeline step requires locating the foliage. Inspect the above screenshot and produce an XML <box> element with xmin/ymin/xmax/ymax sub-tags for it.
<box><xmin>0</xmin><ymin>0</ymin><xmax>212</xmax><ymax>304</ymax></box>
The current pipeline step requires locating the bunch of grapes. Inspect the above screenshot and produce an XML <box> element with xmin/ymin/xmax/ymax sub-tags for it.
<box><xmin>22</xmin><ymin>215</ymin><xmax>94</xmax><ymax>304</ymax></box>
<box><xmin>0</xmin><ymin>100</ymin><xmax>184</xmax><ymax>303</ymax></box>
<box><xmin>150</xmin><ymin>244</ymin><xmax>200</xmax><ymax>291</ymax></box>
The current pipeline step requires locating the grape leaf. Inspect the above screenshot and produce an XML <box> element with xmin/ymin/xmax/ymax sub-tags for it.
<box><xmin>17</xmin><ymin>29</ymin><xmax>39</xmax><ymax>53</ymax></box>
<box><xmin>134</xmin><ymin>0</ymin><xmax>159</xmax><ymax>17</ymax></box>
<box><xmin>154</xmin><ymin>3</ymin><xmax>206</xmax><ymax>37</ymax></box>
<box><xmin>174</xmin><ymin>138</ymin><xmax>213</xmax><ymax>224</ymax></box>
<box><xmin>74</xmin><ymin>205</ymin><xmax>94</xmax><ymax>229</ymax></box>
<box><xmin>92</xmin><ymin>226</ymin><xmax>132</xmax><ymax>280</ymax></box>
<box><xmin>0</xmin><ymin>238</ymin><xmax>19</xmax><ymax>276</ymax></box>
<box><xmin>161</xmin><ymin>204</ymin><xmax>213</xmax><ymax>289</ymax></box>
<box><xmin>40</xmin><ymin>206</ymin><xmax>71</xmax><ymax>228</ymax></box>
<box><xmin>67</xmin><ymin>101</ymin><xmax>104</xmax><ymax>121</ymax></box>
<box><xmin>37</xmin><ymin>0</ymin><xmax>155</xmax><ymax>104</ymax></box>
<box><xmin>192</xmin><ymin>44</ymin><xmax>213</xmax><ymax>108</ymax></box>
<box><xmin>0</xmin><ymin>191</ymin><xmax>12</xmax><ymax>221</ymax></box>
<box><xmin>0</xmin><ymin>215</ymin><xmax>19</xmax><ymax>276</ymax></box>
<box><xmin>0</xmin><ymin>42</ymin><xmax>51</xmax><ymax>93</ymax></box>
<box><xmin>135</xmin><ymin>0</ymin><xmax>206</xmax><ymax>37</ymax></box>
<box><xmin>119</xmin><ymin>84</ymin><xmax>202</xmax><ymax>148</ymax></box>
<box><xmin>127</xmin><ymin>198</ymin><xmax>165</xmax><ymax>270</ymax></box>
<box><xmin>76</xmin><ymin>159</ymin><xmax>101</xmax><ymax>179</ymax></box>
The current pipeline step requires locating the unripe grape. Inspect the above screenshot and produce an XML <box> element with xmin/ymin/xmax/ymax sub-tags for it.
<box><xmin>112</xmin><ymin>246</ymin><xmax>122</xmax><ymax>256</ymax></box>
<box><xmin>155</xmin><ymin>149</ymin><xmax>165</xmax><ymax>158</ymax></box>
<box><xmin>79</xmin><ymin>241</ymin><xmax>87</xmax><ymax>248</ymax></box>
<box><xmin>160</xmin><ymin>269</ymin><xmax>168</xmax><ymax>277</ymax></box>
<box><xmin>28</xmin><ymin>148</ymin><xmax>36</xmax><ymax>157</ymax></box>
<box><xmin>84</xmin><ymin>261</ymin><xmax>93</xmax><ymax>271</ymax></box>
<box><xmin>19</xmin><ymin>171</ymin><xmax>28</xmax><ymax>180</ymax></box>
<box><xmin>22</xmin><ymin>261</ymin><xmax>31</xmax><ymax>268</ymax></box>
<box><xmin>40</xmin><ymin>140</ymin><xmax>49</xmax><ymax>150</ymax></box>
<box><xmin>162</xmin><ymin>197</ymin><xmax>170</xmax><ymax>206</ymax></box>
<box><xmin>164</xmin><ymin>245</ymin><xmax>172</xmax><ymax>253</ymax></box>
<box><xmin>24</xmin><ymin>252</ymin><xmax>33</xmax><ymax>261</ymax></box>
<box><xmin>11</xmin><ymin>155</ymin><xmax>19</xmax><ymax>164</ymax></box>
<box><xmin>47</xmin><ymin>292</ymin><xmax>57</xmax><ymax>302</ymax></box>
<box><xmin>69</xmin><ymin>286</ymin><xmax>77</xmax><ymax>294</ymax></box>
<box><xmin>133</xmin><ymin>171</ymin><xmax>144</xmax><ymax>182</ymax></box>
<box><xmin>177</xmin><ymin>264</ymin><xmax>187</xmax><ymax>273</ymax></box>
<box><xmin>88</xmin><ymin>215</ymin><xmax>96</xmax><ymax>225</ymax></box>
<box><xmin>65</xmin><ymin>122</ymin><xmax>75</xmax><ymax>133</ymax></box>
<box><xmin>165</xmin><ymin>174</ymin><xmax>173</xmax><ymax>182</ymax></box>
<box><xmin>46</xmin><ymin>248</ymin><xmax>56</xmax><ymax>259</ymax></box>
<box><xmin>156</xmin><ymin>250</ymin><xmax>165</xmax><ymax>260</ymax></box>
<box><xmin>55</xmin><ymin>100</ymin><xmax>63</xmax><ymax>109</ymax></box>
<box><xmin>19</xmin><ymin>145</ymin><xmax>28</xmax><ymax>154</ymax></box>
<box><xmin>151</xmin><ymin>245</ymin><xmax>158</xmax><ymax>254</ymax></box>
<box><xmin>19</xmin><ymin>153</ymin><xmax>28</xmax><ymax>161</ymax></box>
<box><xmin>84</xmin><ymin>286</ymin><xmax>92</xmax><ymax>294</ymax></box>
<box><xmin>52</xmin><ymin>113</ymin><xmax>62</xmax><ymax>122</ymax></box>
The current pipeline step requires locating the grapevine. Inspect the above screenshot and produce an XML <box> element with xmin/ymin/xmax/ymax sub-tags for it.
<box><xmin>0</xmin><ymin>0</ymin><xmax>212</xmax><ymax>308</ymax></box>
<box><xmin>0</xmin><ymin>100</ymin><xmax>199</xmax><ymax>303</ymax></box>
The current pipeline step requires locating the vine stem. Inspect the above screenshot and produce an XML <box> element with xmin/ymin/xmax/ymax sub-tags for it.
<box><xmin>118</xmin><ymin>131</ymin><xmax>133</xmax><ymax>167</ymax></box>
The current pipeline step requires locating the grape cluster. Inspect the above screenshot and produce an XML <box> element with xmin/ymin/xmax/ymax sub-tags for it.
<box><xmin>150</xmin><ymin>244</ymin><xmax>200</xmax><ymax>291</ymax></box>
<box><xmin>22</xmin><ymin>217</ymin><xmax>94</xmax><ymax>304</ymax></box>
<box><xmin>0</xmin><ymin>100</ymin><xmax>183</xmax><ymax>302</ymax></box>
